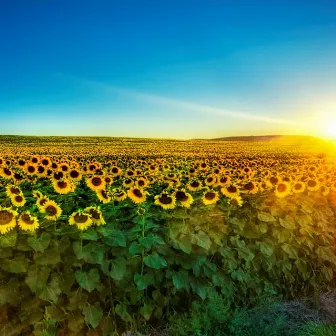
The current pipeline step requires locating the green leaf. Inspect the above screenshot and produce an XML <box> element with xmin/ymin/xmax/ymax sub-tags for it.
<box><xmin>192</xmin><ymin>231</ymin><xmax>212</xmax><ymax>250</ymax></box>
<box><xmin>34</xmin><ymin>247</ymin><xmax>61</xmax><ymax>265</ymax></box>
<box><xmin>282</xmin><ymin>244</ymin><xmax>298</xmax><ymax>259</ymax></box>
<box><xmin>134</xmin><ymin>272</ymin><xmax>155</xmax><ymax>290</ymax></box>
<box><xmin>109</xmin><ymin>257</ymin><xmax>127</xmax><ymax>281</ymax></box>
<box><xmin>257</xmin><ymin>212</ymin><xmax>276</xmax><ymax>222</ymax></box>
<box><xmin>139</xmin><ymin>234</ymin><xmax>165</xmax><ymax>249</ymax></box>
<box><xmin>80</xmin><ymin>227</ymin><xmax>98</xmax><ymax>241</ymax></box>
<box><xmin>75</xmin><ymin>268</ymin><xmax>100</xmax><ymax>293</ymax></box>
<box><xmin>129</xmin><ymin>242</ymin><xmax>143</xmax><ymax>255</ymax></box>
<box><xmin>115</xmin><ymin>304</ymin><xmax>132</xmax><ymax>322</ymax></box>
<box><xmin>0</xmin><ymin>230</ymin><xmax>17</xmax><ymax>247</ymax></box>
<box><xmin>144</xmin><ymin>252</ymin><xmax>167</xmax><ymax>269</ymax></box>
<box><xmin>83</xmin><ymin>303</ymin><xmax>103</xmax><ymax>328</ymax></box>
<box><xmin>28</xmin><ymin>233</ymin><xmax>51</xmax><ymax>252</ymax></box>
<box><xmin>279</xmin><ymin>216</ymin><xmax>296</xmax><ymax>230</ymax></box>
<box><xmin>26</xmin><ymin>265</ymin><xmax>51</xmax><ymax>294</ymax></box>
<box><xmin>73</xmin><ymin>241</ymin><xmax>105</xmax><ymax>265</ymax></box>
<box><xmin>38</xmin><ymin>274</ymin><xmax>61</xmax><ymax>303</ymax></box>
<box><xmin>259</xmin><ymin>242</ymin><xmax>275</xmax><ymax>258</ymax></box>
<box><xmin>0</xmin><ymin>256</ymin><xmax>28</xmax><ymax>273</ymax></box>
<box><xmin>140</xmin><ymin>301</ymin><xmax>155</xmax><ymax>321</ymax></box>
<box><xmin>172</xmin><ymin>271</ymin><xmax>189</xmax><ymax>290</ymax></box>
<box><xmin>103</xmin><ymin>229</ymin><xmax>126</xmax><ymax>247</ymax></box>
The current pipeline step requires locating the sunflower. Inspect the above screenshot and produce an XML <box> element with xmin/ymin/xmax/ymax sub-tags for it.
<box><xmin>154</xmin><ymin>192</ymin><xmax>176</xmax><ymax>210</ymax></box>
<box><xmin>306</xmin><ymin>179</ymin><xmax>320</xmax><ymax>192</ymax></box>
<box><xmin>128</xmin><ymin>187</ymin><xmax>147</xmax><ymax>204</ymax></box>
<box><xmin>32</xmin><ymin>190</ymin><xmax>43</xmax><ymax>199</ymax></box>
<box><xmin>18</xmin><ymin>211</ymin><xmax>39</xmax><ymax>232</ymax></box>
<box><xmin>174</xmin><ymin>189</ymin><xmax>194</xmax><ymax>208</ymax></box>
<box><xmin>123</xmin><ymin>178</ymin><xmax>134</xmax><ymax>189</ymax></box>
<box><xmin>0</xmin><ymin>167</ymin><xmax>13</xmax><ymax>179</ymax></box>
<box><xmin>104</xmin><ymin>175</ymin><xmax>113</xmax><ymax>185</ymax></box>
<box><xmin>241</xmin><ymin>181</ymin><xmax>259</xmax><ymax>194</ymax></box>
<box><xmin>36</xmin><ymin>165</ymin><xmax>47</xmax><ymax>177</ymax></box>
<box><xmin>319</xmin><ymin>185</ymin><xmax>330</xmax><ymax>196</ymax></box>
<box><xmin>204</xmin><ymin>175</ymin><xmax>216</xmax><ymax>186</ymax></box>
<box><xmin>228</xmin><ymin>195</ymin><xmax>243</xmax><ymax>207</ymax></box>
<box><xmin>52</xmin><ymin>179</ymin><xmax>75</xmax><ymax>194</ymax></box>
<box><xmin>36</xmin><ymin>197</ymin><xmax>50</xmax><ymax>211</ymax></box>
<box><xmin>110</xmin><ymin>166</ymin><xmax>122</xmax><ymax>177</ymax></box>
<box><xmin>215</xmin><ymin>175</ymin><xmax>231</xmax><ymax>187</ymax></box>
<box><xmin>86</xmin><ymin>175</ymin><xmax>106</xmax><ymax>192</ymax></box>
<box><xmin>112</xmin><ymin>188</ymin><xmax>127</xmax><ymax>202</ymax></box>
<box><xmin>135</xmin><ymin>177</ymin><xmax>148</xmax><ymax>188</ymax></box>
<box><xmin>274</xmin><ymin>182</ymin><xmax>291</xmax><ymax>198</ymax></box>
<box><xmin>0</xmin><ymin>207</ymin><xmax>18</xmax><ymax>234</ymax></box>
<box><xmin>202</xmin><ymin>190</ymin><xmax>219</xmax><ymax>205</ymax></box>
<box><xmin>69</xmin><ymin>168</ymin><xmax>82</xmax><ymax>181</ymax></box>
<box><xmin>221</xmin><ymin>184</ymin><xmax>240</xmax><ymax>198</ymax></box>
<box><xmin>42</xmin><ymin>200</ymin><xmax>62</xmax><ymax>221</ymax></box>
<box><xmin>84</xmin><ymin>206</ymin><xmax>106</xmax><ymax>226</ymax></box>
<box><xmin>25</xmin><ymin>164</ymin><xmax>37</xmax><ymax>175</ymax></box>
<box><xmin>10</xmin><ymin>194</ymin><xmax>26</xmax><ymax>207</ymax></box>
<box><xmin>40</xmin><ymin>157</ymin><xmax>52</xmax><ymax>167</ymax></box>
<box><xmin>5</xmin><ymin>185</ymin><xmax>22</xmax><ymax>198</ymax></box>
<box><xmin>292</xmin><ymin>181</ymin><xmax>306</xmax><ymax>194</ymax></box>
<box><xmin>96</xmin><ymin>189</ymin><xmax>112</xmax><ymax>203</ymax></box>
<box><xmin>69</xmin><ymin>211</ymin><xmax>93</xmax><ymax>230</ymax></box>
<box><xmin>187</xmin><ymin>180</ymin><xmax>203</xmax><ymax>192</ymax></box>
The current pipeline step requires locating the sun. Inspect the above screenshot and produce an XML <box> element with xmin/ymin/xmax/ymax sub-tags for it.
<box><xmin>325</xmin><ymin>120</ymin><xmax>336</xmax><ymax>137</ymax></box>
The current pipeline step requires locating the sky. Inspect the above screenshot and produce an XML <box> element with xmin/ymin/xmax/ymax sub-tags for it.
<box><xmin>1</xmin><ymin>0</ymin><xmax>336</xmax><ymax>139</ymax></box>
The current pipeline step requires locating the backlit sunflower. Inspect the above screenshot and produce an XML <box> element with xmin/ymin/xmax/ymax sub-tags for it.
<box><xmin>228</xmin><ymin>195</ymin><xmax>243</xmax><ymax>207</ymax></box>
<box><xmin>274</xmin><ymin>182</ymin><xmax>291</xmax><ymax>198</ymax></box>
<box><xmin>42</xmin><ymin>200</ymin><xmax>62</xmax><ymax>221</ymax></box>
<box><xmin>215</xmin><ymin>175</ymin><xmax>231</xmax><ymax>187</ymax></box>
<box><xmin>241</xmin><ymin>181</ymin><xmax>259</xmax><ymax>194</ymax></box>
<box><xmin>292</xmin><ymin>181</ymin><xmax>306</xmax><ymax>194</ymax></box>
<box><xmin>86</xmin><ymin>175</ymin><xmax>106</xmax><ymax>192</ymax></box>
<box><xmin>320</xmin><ymin>185</ymin><xmax>330</xmax><ymax>196</ymax></box>
<box><xmin>52</xmin><ymin>179</ymin><xmax>75</xmax><ymax>194</ymax></box>
<box><xmin>154</xmin><ymin>192</ymin><xmax>176</xmax><ymax>209</ymax></box>
<box><xmin>84</xmin><ymin>206</ymin><xmax>106</xmax><ymax>226</ymax></box>
<box><xmin>0</xmin><ymin>207</ymin><xmax>18</xmax><ymax>234</ymax></box>
<box><xmin>128</xmin><ymin>187</ymin><xmax>147</xmax><ymax>204</ymax></box>
<box><xmin>306</xmin><ymin>179</ymin><xmax>320</xmax><ymax>192</ymax></box>
<box><xmin>69</xmin><ymin>211</ymin><xmax>93</xmax><ymax>230</ymax></box>
<box><xmin>202</xmin><ymin>190</ymin><xmax>219</xmax><ymax>205</ymax></box>
<box><xmin>174</xmin><ymin>189</ymin><xmax>194</xmax><ymax>208</ymax></box>
<box><xmin>10</xmin><ymin>194</ymin><xmax>26</xmax><ymax>207</ymax></box>
<box><xmin>18</xmin><ymin>211</ymin><xmax>39</xmax><ymax>232</ymax></box>
<box><xmin>221</xmin><ymin>184</ymin><xmax>240</xmax><ymax>198</ymax></box>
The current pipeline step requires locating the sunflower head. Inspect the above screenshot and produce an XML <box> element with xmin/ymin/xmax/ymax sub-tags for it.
<box><xmin>127</xmin><ymin>187</ymin><xmax>147</xmax><ymax>204</ymax></box>
<box><xmin>154</xmin><ymin>192</ymin><xmax>176</xmax><ymax>210</ymax></box>
<box><xmin>18</xmin><ymin>212</ymin><xmax>39</xmax><ymax>232</ymax></box>
<box><xmin>0</xmin><ymin>207</ymin><xmax>18</xmax><ymax>234</ymax></box>
<box><xmin>69</xmin><ymin>211</ymin><xmax>93</xmax><ymax>230</ymax></box>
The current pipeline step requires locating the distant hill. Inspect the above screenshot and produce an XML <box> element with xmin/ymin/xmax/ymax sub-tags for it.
<box><xmin>192</xmin><ymin>135</ymin><xmax>321</xmax><ymax>142</ymax></box>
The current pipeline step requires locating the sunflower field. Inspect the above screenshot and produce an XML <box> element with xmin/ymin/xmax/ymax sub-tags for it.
<box><xmin>0</xmin><ymin>135</ymin><xmax>336</xmax><ymax>335</ymax></box>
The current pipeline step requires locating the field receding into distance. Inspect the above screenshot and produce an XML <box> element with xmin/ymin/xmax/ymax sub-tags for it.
<box><xmin>0</xmin><ymin>135</ymin><xmax>336</xmax><ymax>335</ymax></box>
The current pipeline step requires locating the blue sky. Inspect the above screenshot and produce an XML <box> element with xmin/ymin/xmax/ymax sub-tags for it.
<box><xmin>1</xmin><ymin>0</ymin><xmax>336</xmax><ymax>139</ymax></box>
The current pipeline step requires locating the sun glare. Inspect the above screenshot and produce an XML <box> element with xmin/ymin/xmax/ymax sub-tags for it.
<box><xmin>325</xmin><ymin>119</ymin><xmax>336</xmax><ymax>137</ymax></box>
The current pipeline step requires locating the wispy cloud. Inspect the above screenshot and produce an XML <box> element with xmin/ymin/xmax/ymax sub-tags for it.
<box><xmin>58</xmin><ymin>74</ymin><xmax>302</xmax><ymax>126</ymax></box>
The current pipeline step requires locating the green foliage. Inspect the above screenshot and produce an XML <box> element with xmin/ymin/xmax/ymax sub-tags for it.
<box><xmin>0</xmin><ymin>189</ymin><xmax>335</xmax><ymax>334</ymax></box>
